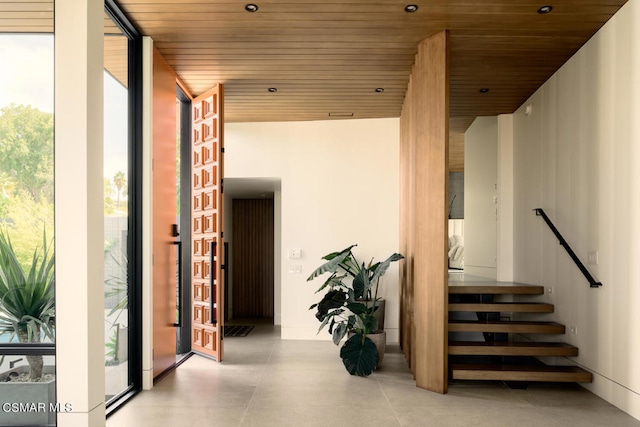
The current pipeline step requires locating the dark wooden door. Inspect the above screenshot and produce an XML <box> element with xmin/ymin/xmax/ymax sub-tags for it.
<box><xmin>232</xmin><ymin>199</ymin><xmax>274</xmax><ymax>318</ymax></box>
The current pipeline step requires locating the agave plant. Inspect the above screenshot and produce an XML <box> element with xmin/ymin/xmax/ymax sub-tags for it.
<box><xmin>0</xmin><ymin>229</ymin><xmax>55</xmax><ymax>380</ymax></box>
<box><xmin>104</xmin><ymin>248</ymin><xmax>128</xmax><ymax>326</ymax></box>
<box><xmin>307</xmin><ymin>244</ymin><xmax>403</xmax><ymax>376</ymax></box>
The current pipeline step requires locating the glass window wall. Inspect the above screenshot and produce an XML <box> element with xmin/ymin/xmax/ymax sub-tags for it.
<box><xmin>0</xmin><ymin>29</ymin><xmax>56</xmax><ymax>427</ymax></box>
<box><xmin>103</xmin><ymin>14</ymin><xmax>130</xmax><ymax>403</ymax></box>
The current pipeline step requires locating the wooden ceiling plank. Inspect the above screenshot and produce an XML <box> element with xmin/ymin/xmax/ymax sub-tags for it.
<box><xmin>87</xmin><ymin>0</ymin><xmax>630</xmax><ymax>143</ymax></box>
<box><xmin>121</xmin><ymin>3</ymin><xmax>622</xmax><ymax>15</ymax></box>
<box><xmin>0</xmin><ymin>3</ymin><xmax>53</xmax><ymax>12</ymax></box>
<box><xmin>119</xmin><ymin>0</ymin><xmax>625</xmax><ymax>4</ymax></box>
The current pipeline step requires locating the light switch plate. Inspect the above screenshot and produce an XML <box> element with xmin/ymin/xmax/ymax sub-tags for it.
<box><xmin>289</xmin><ymin>249</ymin><xmax>302</xmax><ymax>259</ymax></box>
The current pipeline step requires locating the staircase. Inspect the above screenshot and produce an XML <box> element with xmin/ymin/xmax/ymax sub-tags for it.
<box><xmin>448</xmin><ymin>282</ymin><xmax>592</xmax><ymax>384</ymax></box>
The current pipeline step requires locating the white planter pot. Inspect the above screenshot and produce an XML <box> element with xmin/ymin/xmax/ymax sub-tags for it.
<box><xmin>0</xmin><ymin>366</ymin><xmax>56</xmax><ymax>426</ymax></box>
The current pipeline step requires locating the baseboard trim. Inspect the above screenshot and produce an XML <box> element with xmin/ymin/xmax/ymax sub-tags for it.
<box><xmin>281</xmin><ymin>326</ymin><xmax>400</xmax><ymax>344</ymax></box>
<box><xmin>583</xmin><ymin>369</ymin><xmax>640</xmax><ymax>421</ymax></box>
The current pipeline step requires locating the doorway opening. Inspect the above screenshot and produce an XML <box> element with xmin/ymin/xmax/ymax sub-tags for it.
<box><xmin>223</xmin><ymin>178</ymin><xmax>281</xmax><ymax>328</ymax></box>
<box><xmin>175</xmin><ymin>86</ymin><xmax>192</xmax><ymax>361</ymax></box>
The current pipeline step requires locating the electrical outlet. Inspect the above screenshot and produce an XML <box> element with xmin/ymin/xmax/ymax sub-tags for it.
<box><xmin>547</xmin><ymin>287</ymin><xmax>553</xmax><ymax>295</ymax></box>
<box><xmin>587</xmin><ymin>251</ymin><xmax>599</xmax><ymax>265</ymax></box>
<box><xmin>569</xmin><ymin>326</ymin><xmax>578</xmax><ymax>336</ymax></box>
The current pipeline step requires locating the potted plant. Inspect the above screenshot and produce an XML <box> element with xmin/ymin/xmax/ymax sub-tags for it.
<box><xmin>0</xmin><ymin>229</ymin><xmax>54</xmax><ymax>379</ymax></box>
<box><xmin>0</xmin><ymin>229</ymin><xmax>56</xmax><ymax>425</ymax></box>
<box><xmin>307</xmin><ymin>245</ymin><xmax>403</xmax><ymax>376</ymax></box>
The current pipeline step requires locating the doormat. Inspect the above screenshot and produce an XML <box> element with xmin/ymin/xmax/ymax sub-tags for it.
<box><xmin>224</xmin><ymin>325</ymin><xmax>254</xmax><ymax>337</ymax></box>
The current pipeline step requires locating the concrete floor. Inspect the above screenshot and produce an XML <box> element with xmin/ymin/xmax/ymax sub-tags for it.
<box><xmin>107</xmin><ymin>324</ymin><xmax>640</xmax><ymax>427</ymax></box>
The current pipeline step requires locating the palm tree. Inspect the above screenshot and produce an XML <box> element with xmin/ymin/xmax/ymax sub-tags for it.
<box><xmin>113</xmin><ymin>171</ymin><xmax>126</xmax><ymax>209</ymax></box>
<box><xmin>0</xmin><ymin>229</ymin><xmax>54</xmax><ymax>380</ymax></box>
<box><xmin>104</xmin><ymin>177</ymin><xmax>113</xmax><ymax>199</ymax></box>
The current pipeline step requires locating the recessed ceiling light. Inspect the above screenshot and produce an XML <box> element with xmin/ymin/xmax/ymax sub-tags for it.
<box><xmin>245</xmin><ymin>3</ymin><xmax>259</xmax><ymax>12</ymax></box>
<box><xmin>268</xmin><ymin>87</ymin><xmax>278</xmax><ymax>92</ymax></box>
<box><xmin>479</xmin><ymin>88</ymin><xmax>490</xmax><ymax>93</ymax></box>
<box><xmin>404</xmin><ymin>4</ymin><xmax>418</xmax><ymax>13</ymax></box>
<box><xmin>375</xmin><ymin>88</ymin><xmax>385</xmax><ymax>93</ymax></box>
<box><xmin>537</xmin><ymin>5</ymin><xmax>553</xmax><ymax>14</ymax></box>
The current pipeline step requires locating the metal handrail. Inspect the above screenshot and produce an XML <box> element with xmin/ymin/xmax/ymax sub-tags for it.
<box><xmin>534</xmin><ymin>208</ymin><xmax>602</xmax><ymax>288</ymax></box>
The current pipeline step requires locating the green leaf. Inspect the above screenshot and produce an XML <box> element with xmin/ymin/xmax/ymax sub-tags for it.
<box><xmin>347</xmin><ymin>315</ymin><xmax>356</xmax><ymax>330</ymax></box>
<box><xmin>352</xmin><ymin>264</ymin><xmax>370</xmax><ymax>299</ymax></box>
<box><xmin>332</xmin><ymin>322</ymin><xmax>347</xmax><ymax>345</ymax></box>
<box><xmin>339</xmin><ymin>334</ymin><xmax>379</xmax><ymax>376</ymax></box>
<box><xmin>369</xmin><ymin>253</ymin><xmax>404</xmax><ymax>285</ymax></box>
<box><xmin>316</xmin><ymin>308</ymin><xmax>344</xmax><ymax>334</ymax></box>
<box><xmin>321</xmin><ymin>244</ymin><xmax>357</xmax><ymax>261</ymax></box>
<box><xmin>314</xmin><ymin>273</ymin><xmax>347</xmax><ymax>294</ymax></box>
<box><xmin>346</xmin><ymin>302</ymin><xmax>368</xmax><ymax>315</ymax></box>
<box><xmin>314</xmin><ymin>289</ymin><xmax>347</xmax><ymax>321</ymax></box>
<box><xmin>363</xmin><ymin>314</ymin><xmax>379</xmax><ymax>333</ymax></box>
<box><xmin>0</xmin><ymin>227</ymin><xmax>55</xmax><ymax>366</ymax></box>
<box><xmin>307</xmin><ymin>246</ymin><xmax>355</xmax><ymax>281</ymax></box>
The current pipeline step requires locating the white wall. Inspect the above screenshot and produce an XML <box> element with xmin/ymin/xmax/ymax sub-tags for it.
<box><xmin>225</xmin><ymin>118</ymin><xmax>401</xmax><ymax>342</ymax></box>
<box><xmin>511</xmin><ymin>0</ymin><xmax>640</xmax><ymax>419</ymax></box>
<box><xmin>464</xmin><ymin>116</ymin><xmax>498</xmax><ymax>279</ymax></box>
<box><xmin>497</xmin><ymin>114</ymin><xmax>514</xmax><ymax>281</ymax></box>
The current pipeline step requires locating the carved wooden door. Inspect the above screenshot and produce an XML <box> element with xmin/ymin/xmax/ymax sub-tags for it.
<box><xmin>190</xmin><ymin>85</ymin><xmax>224</xmax><ymax>361</ymax></box>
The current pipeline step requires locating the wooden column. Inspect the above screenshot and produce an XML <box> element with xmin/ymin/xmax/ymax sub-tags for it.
<box><xmin>399</xmin><ymin>30</ymin><xmax>449</xmax><ymax>393</ymax></box>
<box><xmin>399</xmin><ymin>74</ymin><xmax>414</xmax><ymax>366</ymax></box>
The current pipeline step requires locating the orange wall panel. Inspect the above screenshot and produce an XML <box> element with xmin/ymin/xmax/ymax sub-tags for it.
<box><xmin>152</xmin><ymin>46</ymin><xmax>177</xmax><ymax>377</ymax></box>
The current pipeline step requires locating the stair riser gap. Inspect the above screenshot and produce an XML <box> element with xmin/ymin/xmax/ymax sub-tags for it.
<box><xmin>449</xmin><ymin>324</ymin><xmax>565</xmax><ymax>334</ymax></box>
<box><xmin>448</xmin><ymin>285</ymin><xmax>544</xmax><ymax>295</ymax></box>
<box><xmin>449</xmin><ymin>303</ymin><xmax>554</xmax><ymax>313</ymax></box>
<box><xmin>448</xmin><ymin>347</ymin><xmax>578</xmax><ymax>357</ymax></box>
<box><xmin>452</xmin><ymin>371</ymin><xmax>593</xmax><ymax>383</ymax></box>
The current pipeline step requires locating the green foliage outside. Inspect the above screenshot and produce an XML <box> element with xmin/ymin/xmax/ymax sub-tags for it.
<box><xmin>104</xmin><ymin>178</ymin><xmax>115</xmax><ymax>216</ymax></box>
<box><xmin>0</xmin><ymin>105</ymin><xmax>127</xmax><ymax>268</ymax></box>
<box><xmin>1</xmin><ymin>103</ymin><xmax>131</xmax><ymax>369</ymax></box>
<box><xmin>0</xmin><ymin>104</ymin><xmax>54</xmax><ymax>204</ymax></box>
<box><xmin>0</xmin><ymin>104</ymin><xmax>56</xmax><ymax>381</ymax></box>
<box><xmin>0</xmin><ymin>105</ymin><xmax>54</xmax><ymax>269</ymax></box>
<box><xmin>113</xmin><ymin>171</ymin><xmax>126</xmax><ymax>209</ymax></box>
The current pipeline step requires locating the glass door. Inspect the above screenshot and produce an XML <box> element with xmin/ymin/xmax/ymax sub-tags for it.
<box><xmin>104</xmin><ymin>2</ymin><xmax>142</xmax><ymax>411</ymax></box>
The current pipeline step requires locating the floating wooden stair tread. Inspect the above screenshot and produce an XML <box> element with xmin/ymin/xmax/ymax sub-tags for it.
<box><xmin>449</xmin><ymin>341</ymin><xmax>578</xmax><ymax>357</ymax></box>
<box><xmin>449</xmin><ymin>320</ymin><xmax>565</xmax><ymax>334</ymax></box>
<box><xmin>449</xmin><ymin>283</ymin><xmax>544</xmax><ymax>295</ymax></box>
<box><xmin>447</xmin><ymin>280</ymin><xmax>591</xmax><ymax>384</ymax></box>
<box><xmin>449</xmin><ymin>302</ymin><xmax>554</xmax><ymax>313</ymax></box>
<box><xmin>451</xmin><ymin>363</ymin><xmax>593</xmax><ymax>383</ymax></box>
